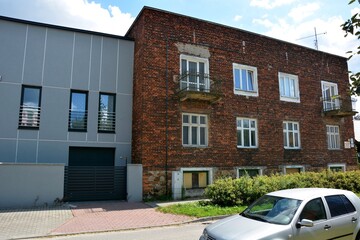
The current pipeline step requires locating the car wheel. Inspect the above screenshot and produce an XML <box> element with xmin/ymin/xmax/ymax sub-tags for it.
<box><xmin>356</xmin><ymin>232</ymin><xmax>360</xmax><ymax>240</ymax></box>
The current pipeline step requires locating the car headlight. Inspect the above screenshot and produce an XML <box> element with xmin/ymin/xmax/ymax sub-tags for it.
<box><xmin>201</xmin><ymin>229</ymin><xmax>208</xmax><ymax>240</ymax></box>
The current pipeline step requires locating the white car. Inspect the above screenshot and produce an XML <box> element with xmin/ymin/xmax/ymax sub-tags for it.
<box><xmin>200</xmin><ymin>188</ymin><xmax>360</xmax><ymax>240</ymax></box>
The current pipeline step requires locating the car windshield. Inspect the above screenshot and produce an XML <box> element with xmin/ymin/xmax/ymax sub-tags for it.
<box><xmin>241</xmin><ymin>195</ymin><xmax>302</xmax><ymax>225</ymax></box>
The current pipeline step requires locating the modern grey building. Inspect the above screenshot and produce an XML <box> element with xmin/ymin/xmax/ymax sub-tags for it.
<box><xmin>0</xmin><ymin>16</ymin><xmax>134</xmax><ymax>204</ymax></box>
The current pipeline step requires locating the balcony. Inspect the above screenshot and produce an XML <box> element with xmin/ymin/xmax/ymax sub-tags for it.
<box><xmin>322</xmin><ymin>95</ymin><xmax>357</xmax><ymax>117</ymax></box>
<box><xmin>175</xmin><ymin>73</ymin><xmax>223</xmax><ymax>103</ymax></box>
<box><xmin>19</xmin><ymin>105</ymin><xmax>41</xmax><ymax>128</ymax></box>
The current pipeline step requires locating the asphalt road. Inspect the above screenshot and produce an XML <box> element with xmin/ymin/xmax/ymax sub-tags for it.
<box><xmin>33</xmin><ymin>221</ymin><xmax>214</xmax><ymax>240</ymax></box>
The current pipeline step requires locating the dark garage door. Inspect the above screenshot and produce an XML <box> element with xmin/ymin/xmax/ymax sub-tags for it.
<box><xmin>64</xmin><ymin>147</ymin><xmax>127</xmax><ymax>201</ymax></box>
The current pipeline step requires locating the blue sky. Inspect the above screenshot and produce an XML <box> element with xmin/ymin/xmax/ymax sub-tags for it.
<box><xmin>0</xmin><ymin>0</ymin><xmax>359</xmax><ymax>138</ymax></box>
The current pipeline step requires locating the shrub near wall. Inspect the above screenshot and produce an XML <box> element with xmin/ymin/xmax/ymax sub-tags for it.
<box><xmin>205</xmin><ymin>171</ymin><xmax>360</xmax><ymax>206</ymax></box>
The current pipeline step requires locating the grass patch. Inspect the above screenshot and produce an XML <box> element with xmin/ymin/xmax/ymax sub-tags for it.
<box><xmin>157</xmin><ymin>201</ymin><xmax>247</xmax><ymax>218</ymax></box>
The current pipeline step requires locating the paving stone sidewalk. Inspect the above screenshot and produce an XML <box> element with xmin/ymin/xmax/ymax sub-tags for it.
<box><xmin>0</xmin><ymin>201</ymin><xmax>196</xmax><ymax>240</ymax></box>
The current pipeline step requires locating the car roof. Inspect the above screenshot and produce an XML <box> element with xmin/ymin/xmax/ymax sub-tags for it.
<box><xmin>267</xmin><ymin>188</ymin><xmax>353</xmax><ymax>201</ymax></box>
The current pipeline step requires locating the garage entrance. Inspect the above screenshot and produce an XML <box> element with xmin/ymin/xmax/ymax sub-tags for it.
<box><xmin>64</xmin><ymin>147</ymin><xmax>127</xmax><ymax>201</ymax></box>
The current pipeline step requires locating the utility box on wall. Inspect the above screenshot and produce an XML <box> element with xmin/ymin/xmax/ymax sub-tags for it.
<box><xmin>0</xmin><ymin>163</ymin><xmax>64</xmax><ymax>208</ymax></box>
<box><xmin>172</xmin><ymin>171</ymin><xmax>183</xmax><ymax>200</ymax></box>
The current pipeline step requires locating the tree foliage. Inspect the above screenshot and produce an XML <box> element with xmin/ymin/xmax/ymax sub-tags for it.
<box><xmin>342</xmin><ymin>0</ymin><xmax>360</xmax><ymax>96</ymax></box>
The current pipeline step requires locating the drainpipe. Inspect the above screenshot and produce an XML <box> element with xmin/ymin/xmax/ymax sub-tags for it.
<box><xmin>165</xmin><ymin>36</ymin><xmax>169</xmax><ymax>196</ymax></box>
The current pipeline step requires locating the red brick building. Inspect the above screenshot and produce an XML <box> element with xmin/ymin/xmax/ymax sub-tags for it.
<box><xmin>126</xmin><ymin>7</ymin><xmax>357</xmax><ymax>199</ymax></box>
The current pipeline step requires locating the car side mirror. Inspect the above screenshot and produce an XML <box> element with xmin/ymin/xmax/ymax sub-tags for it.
<box><xmin>296</xmin><ymin>219</ymin><xmax>314</xmax><ymax>228</ymax></box>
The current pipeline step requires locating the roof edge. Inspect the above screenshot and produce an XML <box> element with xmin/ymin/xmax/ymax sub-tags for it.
<box><xmin>0</xmin><ymin>15</ymin><xmax>134</xmax><ymax>41</ymax></box>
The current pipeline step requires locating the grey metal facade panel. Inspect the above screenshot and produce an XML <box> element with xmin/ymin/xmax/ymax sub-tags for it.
<box><xmin>37</xmin><ymin>141</ymin><xmax>68</xmax><ymax>164</ymax></box>
<box><xmin>89</xmin><ymin>35</ymin><xmax>102</xmax><ymax>91</ymax></box>
<box><xmin>39</xmin><ymin>87</ymin><xmax>69</xmax><ymax>140</ymax></box>
<box><xmin>71</xmin><ymin>33</ymin><xmax>92</xmax><ymax>90</ymax></box>
<box><xmin>0</xmin><ymin>140</ymin><xmax>17</xmax><ymax>162</ymax></box>
<box><xmin>100</xmin><ymin>37</ymin><xmax>118</xmax><ymax>92</ymax></box>
<box><xmin>0</xmin><ymin>21</ymin><xmax>26</xmax><ymax>84</ymax></box>
<box><xmin>23</xmin><ymin>25</ymin><xmax>46</xmax><ymax>85</ymax></box>
<box><xmin>17</xmin><ymin>140</ymin><xmax>38</xmax><ymax>163</ymax></box>
<box><xmin>18</xmin><ymin>130</ymin><xmax>39</xmax><ymax>140</ymax></box>
<box><xmin>0</xmin><ymin>84</ymin><xmax>20</xmax><ymax>138</ymax></box>
<box><xmin>117</xmin><ymin>41</ymin><xmax>134</xmax><ymax>94</ymax></box>
<box><xmin>116</xmin><ymin>94</ymin><xmax>133</xmax><ymax>142</ymax></box>
<box><xmin>43</xmin><ymin>28</ymin><xmax>73</xmax><ymax>88</ymax></box>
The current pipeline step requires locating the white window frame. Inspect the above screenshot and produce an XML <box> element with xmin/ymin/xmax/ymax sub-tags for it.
<box><xmin>236</xmin><ymin>167</ymin><xmax>264</xmax><ymax>178</ymax></box>
<box><xmin>236</xmin><ymin>118</ymin><xmax>258</xmax><ymax>148</ymax></box>
<box><xmin>283</xmin><ymin>121</ymin><xmax>301</xmax><ymax>149</ymax></box>
<box><xmin>233</xmin><ymin>63</ymin><xmax>258</xmax><ymax>97</ymax></box>
<box><xmin>327</xmin><ymin>125</ymin><xmax>340</xmax><ymax>150</ymax></box>
<box><xmin>279</xmin><ymin>72</ymin><xmax>300</xmax><ymax>103</ymax></box>
<box><xmin>321</xmin><ymin>81</ymin><xmax>339</xmax><ymax>111</ymax></box>
<box><xmin>180</xmin><ymin>55</ymin><xmax>210</xmax><ymax>92</ymax></box>
<box><xmin>182</xmin><ymin>113</ymin><xmax>208</xmax><ymax>147</ymax></box>
<box><xmin>328</xmin><ymin>163</ymin><xmax>346</xmax><ymax>172</ymax></box>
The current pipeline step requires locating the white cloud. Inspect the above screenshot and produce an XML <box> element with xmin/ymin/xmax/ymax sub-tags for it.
<box><xmin>0</xmin><ymin>0</ymin><xmax>134</xmax><ymax>36</ymax></box>
<box><xmin>288</xmin><ymin>3</ymin><xmax>320</xmax><ymax>22</ymax></box>
<box><xmin>250</xmin><ymin>0</ymin><xmax>297</xmax><ymax>9</ymax></box>
<box><xmin>234</xmin><ymin>15</ymin><xmax>243</xmax><ymax>21</ymax></box>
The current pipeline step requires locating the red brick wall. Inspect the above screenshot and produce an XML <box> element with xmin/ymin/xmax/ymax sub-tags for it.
<box><xmin>127</xmin><ymin>8</ymin><xmax>357</xmax><ymax>197</ymax></box>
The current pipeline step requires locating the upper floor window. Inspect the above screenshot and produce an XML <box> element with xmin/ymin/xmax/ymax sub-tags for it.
<box><xmin>19</xmin><ymin>86</ymin><xmax>41</xmax><ymax>128</ymax></box>
<box><xmin>182</xmin><ymin>113</ymin><xmax>208</xmax><ymax>147</ymax></box>
<box><xmin>180</xmin><ymin>55</ymin><xmax>209</xmax><ymax>92</ymax></box>
<box><xmin>322</xmin><ymin>81</ymin><xmax>339</xmax><ymax>111</ymax></box>
<box><xmin>233</xmin><ymin>64</ymin><xmax>258</xmax><ymax>96</ymax></box>
<box><xmin>98</xmin><ymin>93</ymin><xmax>116</xmax><ymax>132</ymax></box>
<box><xmin>69</xmin><ymin>90</ymin><xmax>88</xmax><ymax>131</ymax></box>
<box><xmin>327</xmin><ymin>125</ymin><xmax>340</xmax><ymax>149</ymax></box>
<box><xmin>279</xmin><ymin>72</ymin><xmax>300</xmax><ymax>102</ymax></box>
<box><xmin>236</xmin><ymin>118</ymin><xmax>258</xmax><ymax>148</ymax></box>
<box><xmin>283</xmin><ymin>121</ymin><xmax>300</xmax><ymax>149</ymax></box>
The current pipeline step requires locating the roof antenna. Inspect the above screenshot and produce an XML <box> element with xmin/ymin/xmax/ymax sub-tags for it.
<box><xmin>296</xmin><ymin>27</ymin><xmax>327</xmax><ymax>50</ymax></box>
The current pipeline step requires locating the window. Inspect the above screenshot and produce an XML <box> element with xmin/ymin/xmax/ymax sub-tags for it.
<box><xmin>238</xmin><ymin>168</ymin><xmax>262</xmax><ymax>177</ymax></box>
<box><xmin>283</xmin><ymin>121</ymin><xmax>300</xmax><ymax>149</ymax></box>
<box><xmin>325</xmin><ymin>195</ymin><xmax>356</xmax><ymax>217</ymax></box>
<box><xmin>98</xmin><ymin>93</ymin><xmax>116</xmax><ymax>132</ymax></box>
<box><xmin>328</xmin><ymin>164</ymin><xmax>346</xmax><ymax>172</ymax></box>
<box><xmin>322</xmin><ymin>81</ymin><xmax>339</xmax><ymax>111</ymax></box>
<box><xmin>279</xmin><ymin>72</ymin><xmax>300</xmax><ymax>102</ymax></box>
<box><xmin>233</xmin><ymin>64</ymin><xmax>258</xmax><ymax>96</ymax></box>
<box><xmin>183</xmin><ymin>171</ymin><xmax>208</xmax><ymax>189</ymax></box>
<box><xmin>69</xmin><ymin>90</ymin><xmax>88</xmax><ymax>131</ymax></box>
<box><xmin>19</xmin><ymin>86</ymin><xmax>41</xmax><ymax>128</ymax></box>
<box><xmin>283</xmin><ymin>166</ymin><xmax>304</xmax><ymax>174</ymax></box>
<box><xmin>182</xmin><ymin>113</ymin><xmax>208</xmax><ymax>147</ymax></box>
<box><xmin>300</xmin><ymin>198</ymin><xmax>327</xmax><ymax>221</ymax></box>
<box><xmin>237</xmin><ymin>118</ymin><xmax>257</xmax><ymax>148</ymax></box>
<box><xmin>327</xmin><ymin>125</ymin><xmax>340</xmax><ymax>149</ymax></box>
<box><xmin>180</xmin><ymin>55</ymin><xmax>209</xmax><ymax>92</ymax></box>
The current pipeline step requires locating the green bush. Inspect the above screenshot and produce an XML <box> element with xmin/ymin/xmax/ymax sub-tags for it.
<box><xmin>204</xmin><ymin>171</ymin><xmax>360</xmax><ymax>206</ymax></box>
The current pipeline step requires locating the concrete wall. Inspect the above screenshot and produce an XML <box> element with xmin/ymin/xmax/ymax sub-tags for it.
<box><xmin>0</xmin><ymin>17</ymin><xmax>134</xmax><ymax>166</ymax></box>
<box><xmin>0</xmin><ymin>163</ymin><xmax>64</xmax><ymax>208</ymax></box>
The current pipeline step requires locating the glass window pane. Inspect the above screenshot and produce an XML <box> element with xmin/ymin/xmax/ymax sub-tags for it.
<box><xmin>199</xmin><ymin>172</ymin><xmax>207</xmax><ymax>188</ymax></box>
<box><xmin>243</xmin><ymin>119</ymin><xmax>249</xmax><ymax>128</ymax></box>
<box><xmin>288</xmin><ymin>123</ymin><xmax>293</xmax><ymax>131</ymax></box>
<box><xmin>284</xmin><ymin>132</ymin><xmax>288</xmax><ymax>146</ymax></box>
<box><xmin>200</xmin><ymin>127</ymin><xmax>205</xmax><ymax>145</ymax></box>
<box><xmin>289</xmin><ymin>132</ymin><xmax>294</xmax><ymax>147</ymax></box>
<box><xmin>23</xmin><ymin>88</ymin><xmax>40</xmax><ymax>107</ymax></box>
<box><xmin>183</xmin><ymin>173</ymin><xmax>192</xmax><ymax>188</ymax></box>
<box><xmin>181</xmin><ymin>60</ymin><xmax>187</xmax><ymax>75</ymax></box>
<box><xmin>237</xmin><ymin>130</ymin><xmax>242</xmax><ymax>146</ymax></box>
<box><xmin>251</xmin><ymin>120</ymin><xmax>255</xmax><ymax>128</ymax></box>
<box><xmin>183</xmin><ymin>126</ymin><xmax>189</xmax><ymax>144</ymax></box>
<box><xmin>234</xmin><ymin>69</ymin><xmax>240</xmax><ymax>89</ymax></box>
<box><xmin>241</xmin><ymin>69</ymin><xmax>247</xmax><ymax>90</ymax></box>
<box><xmin>192</xmin><ymin>115</ymin><xmax>197</xmax><ymax>124</ymax></box>
<box><xmin>192</xmin><ymin>126</ymin><xmax>197</xmax><ymax>145</ymax></box>
<box><xmin>244</xmin><ymin>129</ymin><xmax>250</xmax><ymax>146</ymax></box>
<box><xmin>71</xmin><ymin>92</ymin><xmax>86</xmax><ymax>111</ymax></box>
<box><xmin>237</xmin><ymin>119</ymin><xmax>242</xmax><ymax>128</ymax></box>
<box><xmin>200</xmin><ymin>116</ymin><xmax>206</xmax><ymax>124</ymax></box>
<box><xmin>183</xmin><ymin>115</ymin><xmax>189</xmax><ymax>123</ymax></box>
<box><xmin>251</xmin><ymin>130</ymin><xmax>256</xmax><ymax>146</ymax></box>
<box><xmin>247</xmin><ymin>70</ymin><xmax>254</xmax><ymax>91</ymax></box>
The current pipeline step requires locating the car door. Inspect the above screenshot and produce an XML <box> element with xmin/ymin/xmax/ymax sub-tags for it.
<box><xmin>324</xmin><ymin>195</ymin><xmax>358</xmax><ymax>239</ymax></box>
<box><xmin>292</xmin><ymin>198</ymin><xmax>335</xmax><ymax>240</ymax></box>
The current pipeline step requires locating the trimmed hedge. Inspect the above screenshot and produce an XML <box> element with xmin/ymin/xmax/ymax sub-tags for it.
<box><xmin>204</xmin><ymin>171</ymin><xmax>360</xmax><ymax>206</ymax></box>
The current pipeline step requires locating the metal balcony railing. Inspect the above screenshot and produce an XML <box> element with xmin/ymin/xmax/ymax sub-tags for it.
<box><xmin>69</xmin><ymin>110</ymin><xmax>88</xmax><ymax>130</ymax></box>
<box><xmin>19</xmin><ymin>105</ymin><xmax>41</xmax><ymax>128</ymax></box>
<box><xmin>175</xmin><ymin>72</ymin><xmax>222</xmax><ymax>102</ymax></box>
<box><xmin>322</xmin><ymin>95</ymin><xmax>357</xmax><ymax>117</ymax></box>
<box><xmin>98</xmin><ymin>111</ymin><xmax>116</xmax><ymax>132</ymax></box>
